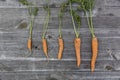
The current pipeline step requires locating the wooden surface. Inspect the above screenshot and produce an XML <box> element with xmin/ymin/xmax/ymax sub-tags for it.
<box><xmin>0</xmin><ymin>0</ymin><xmax>120</xmax><ymax>80</ymax></box>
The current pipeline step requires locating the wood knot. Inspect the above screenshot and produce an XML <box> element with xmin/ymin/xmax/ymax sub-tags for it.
<box><xmin>105</xmin><ymin>66</ymin><xmax>114</xmax><ymax>71</ymax></box>
<box><xmin>46</xmin><ymin>77</ymin><xmax>58</xmax><ymax>80</ymax></box>
<box><xmin>48</xmin><ymin>35</ymin><xmax>52</xmax><ymax>39</ymax></box>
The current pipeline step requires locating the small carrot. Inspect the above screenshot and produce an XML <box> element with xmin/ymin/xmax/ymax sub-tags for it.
<box><xmin>57</xmin><ymin>2</ymin><xmax>68</xmax><ymax>60</ymax></box>
<box><xmin>42</xmin><ymin>39</ymin><xmax>48</xmax><ymax>58</ymax></box>
<box><xmin>19</xmin><ymin>0</ymin><xmax>39</xmax><ymax>53</ymax></box>
<box><xmin>27</xmin><ymin>38</ymin><xmax>32</xmax><ymax>51</ymax></box>
<box><xmin>58</xmin><ymin>38</ymin><xmax>64</xmax><ymax>60</ymax></box>
<box><xmin>42</xmin><ymin>0</ymin><xmax>50</xmax><ymax>58</ymax></box>
<box><xmin>91</xmin><ymin>37</ymin><xmax>98</xmax><ymax>72</ymax></box>
<box><xmin>74</xmin><ymin>38</ymin><xmax>81</xmax><ymax>67</ymax></box>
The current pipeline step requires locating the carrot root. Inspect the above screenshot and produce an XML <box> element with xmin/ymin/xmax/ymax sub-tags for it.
<box><xmin>57</xmin><ymin>38</ymin><xmax>64</xmax><ymax>60</ymax></box>
<box><xmin>74</xmin><ymin>38</ymin><xmax>81</xmax><ymax>67</ymax></box>
<box><xmin>42</xmin><ymin>39</ymin><xmax>48</xmax><ymax>58</ymax></box>
<box><xmin>27</xmin><ymin>38</ymin><xmax>32</xmax><ymax>51</ymax></box>
<box><xmin>91</xmin><ymin>37</ymin><xmax>98</xmax><ymax>72</ymax></box>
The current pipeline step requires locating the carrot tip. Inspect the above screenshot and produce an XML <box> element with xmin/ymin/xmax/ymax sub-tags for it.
<box><xmin>58</xmin><ymin>58</ymin><xmax>61</xmax><ymax>60</ymax></box>
<box><xmin>45</xmin><ymin>54</ymin><xmax>48</xmax><ymax>58</ymax></box>
<box><xmin>58</xmin><ymin>56</ymin><xmax>62</xmax><ymax>60</ymax></box>
<box><xmin>91</xmin><ymin>68</ymin><xmax>95</xmax><ymax>72</ymax></box>
<box><xmin>77</xmin><ymin>64</ymin><xmax>80</xmax><ymax>68</ymax></box>
<box><xmin>58</xmin><ymin>56</ymin><xmax>61</xmax><ymax>59</ymax></box>
<box><xmin>44</xmin><ymin>52</ymin><xmax>49</xmax><ymax>58</ymax></box>
<box><xmin>57</xmin><ymin>53</ymin><xmax>62</xmax><ymax>60</ymax></box>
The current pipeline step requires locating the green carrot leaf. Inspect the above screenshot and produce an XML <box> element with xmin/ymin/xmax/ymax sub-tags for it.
<box><xmin>60</xmin><ymin>2</ymin><xmax>69</xmax><ymax>12</ymax></box>
<box><xmin>19</xmin><ymin>0</ymin><xmax>29</xmax><ymax>5</ymax></box>
<box><xmin>43</xmin><ymin>5</ymin><xmax>49</xmax><ymax>11</ymax></box>
<box><xmin>72</xmin><ymin>10</ymin><xmax>81</xmax><ymax>30</ymax></box>
<box><xmin>33</xmin><ymin>7</ymin><xmax>39</xmax><ymax>16</ymax></box>
<box><xmin>70</xmin><ymin>0</ymin><xmax>81</xmax><ymax>3</ymax></box>
<box><xmin>81</xmin><ymin>0</ymin><xmax>95</xmax><ymax>11</ymax></box>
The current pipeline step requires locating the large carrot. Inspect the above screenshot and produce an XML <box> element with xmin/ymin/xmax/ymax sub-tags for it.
<box><xmin>91</xmin><ymin>37</ymin><xmax>98</xmax><ymax>72</ymax></box>
<box><xmin>74</xmin><ymin>38</ymin><xmax>81</xmax><ymax>67</ymax></box>
<box><xmin>69</xmin><ymin>1</ymin><xmax>82</xmax><ymax>67</ymax></box>
<box><xmin>78</xmin><ymin>0</ymin><xmax>98</xmax><ymax>72</ymax></box>
<box><xmin>58</xmin><ymin>38</ymin><xmax>64</xmax><ymax>59</ymax></box>
<box><xmin>42</xmin><ymin>39</ymin><xmax>48</xmax><ymax>58</ymax></box>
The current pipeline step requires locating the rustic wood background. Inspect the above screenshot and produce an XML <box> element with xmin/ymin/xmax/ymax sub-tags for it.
<box><xmin>0</xmin><ymin>0</ymin><xmax>120</xmax><ymax>80</ymax></box>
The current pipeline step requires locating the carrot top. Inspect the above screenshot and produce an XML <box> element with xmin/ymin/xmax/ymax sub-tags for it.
<box><xmin>77</xmin><ymin>0</ymin><xmax>95</xmax><ymax>38</ymax></box>
<box><xmin>19</xmin><ymin>0</ymin><xmax>39</xmax><ymax>39</ymax></box>
<box><xmin>58</xmin><ymin>2</ymin><xmax>69</xmax><ymax>38</ymax></box>
<box><xmin>42</xmin><ymin>0</ymin><xmax>51</xmax><ymax>39</ymax></box>
<box><xmin>69</xmin><ymin>0</ymin><xmax>81</xmax><ymax>38</ymax></box>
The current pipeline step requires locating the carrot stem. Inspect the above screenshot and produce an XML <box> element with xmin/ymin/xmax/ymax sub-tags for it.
<box><xmin>58</xmin><ymin>12</ymin><xmax>62</xmax><ymax>38</ymax></box>
<box><xmin>69</xmin><ymin>1</ymin><xmax>79</xmax><ymax>38</ymax></box>
<box><xmin>89</xmin><ymin>9</ymin><xmax>94</xmax><ymax>33</ymax></box>
<box><xmin>85</xmin><ymin>12</ymin><xmax>95</xmax><ymax>38</ymax></box>
<box><xmin>42</xmin><ymin>0</ymin><xmax>50</xmax><ymax>39</ymax></box>
<box><xmin>29</xmin><ymin>16</ymin><xmax>35</xmax><ymax>39</ymax></box>
<box><xmin>42</xmin><ymin>13</ymin><xmax>50</xmax><ymax>39</ymax></box>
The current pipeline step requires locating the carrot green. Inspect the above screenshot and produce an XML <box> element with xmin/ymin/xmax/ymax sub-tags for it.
<box><xmin>42</xmin><ymin>0</ymin><xmax>51</xmax><ymax>39</ymax></box>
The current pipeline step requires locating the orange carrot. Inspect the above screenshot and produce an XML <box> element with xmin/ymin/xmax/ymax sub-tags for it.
<box><xmin>27</xmin><ymin>38</ymin><xmax>32</xmax><ymax>51</ymax></box>
<box><xmin>74</xmin><ymin>38</ymin><xmax>81</xmax><ymax>67</ymax></box>
<box><xmin>91</xmin><ymin>37</ymin><xmax>98</xmax><ymax>72</ymax></box>
<box><xmin>42</xmin><ymin>39</ymin><xmax>48</xmax><ymax>58</ymax></box>
<box><xmin>58</xmin><ymin>38</ymin><xmax>64</xmax><ymax>60</ymax></box>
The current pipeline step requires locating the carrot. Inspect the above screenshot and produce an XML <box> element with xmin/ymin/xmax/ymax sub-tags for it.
<box><xmin>69</xmin><ymin>0</ymin><xmax>82</xmax><ymax>67</ymax></box>
<box><xmin>42</xmin><ymin>39</ymin><xmax>48</xmax><ymax>58</ymax></box>
<box><xmin>91</xmin><ymin>37</ymin><xmax>98</xmax><ymax>72</ymax></box>
<box><xmin>19</xmin><ymin>0</ymin><xmax>39</xmax><ymax>52</ymax></box>
<box><xmin>57</xmin><ymin>2</ymin><xmax>68</xmax><ymax>60</ymax></box>
<box><xmin>69</xmin><ymin>1</ymin><xmax>81</xmax><ymax>67</ymax></box>
<box><xmin>42</xmin><ymin>0</ymin><xmax>50</xmax><ymax>58</ymax></box>
<box><xmin>77</xmin><ymin>0</ymin><xmax>98</xmax><ymax>72</ymax></box>
<box><xmin>27</xmin><ymin>38</ymin><xmax>32</xmax><ymax>51</ymax></box>
<box><xmin>74</xmin><ymin>38</ymin><xmax>81</xmax><ymax>67</ymax></box>
<box><xmin>57</xmin><ymin>38</ymin><xmax>64</xmax><ymax>60</ymax></box>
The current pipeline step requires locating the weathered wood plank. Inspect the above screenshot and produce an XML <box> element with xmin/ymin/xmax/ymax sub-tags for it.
<box><xmin>0</xmin><ymin>50</ymin><xmax>114</xmax><ymax>60</ymax></box>
<box><xmin>0</xmin><ymin>71</ymin><xmax>120</xmax><ymax>80</ymax></box>
<box><xmin>0</xmin><ymin>0</ymin><xmax>104</xmax><ymax>8</ymax></box>
<box><xmin>0</xmin><ymin>35</ymin><xmax>120</xmax><ymax>51</ymax></box>
<box><xmin>0</xmin><ymin>59</ymin><xmax>119</xmax><ymax>71</ymax></box>
<box><xmin>1</xmin><ymin>16</ymin><xmax>120</xmax><ymax>30</ymax></box>
<box><xmin>0</xmin><ymin>28</ymin><xmax>120</xmax><ymax>38</ymax></box>
<box><xmin>105</xmin><ymin>0</ymin><xmax>120</xmax><ymax>6</ymax></box>
<box><xmin>104</xmin><ymin>7</ymin><xmax>120</xmax><ymax>17</ymax></box>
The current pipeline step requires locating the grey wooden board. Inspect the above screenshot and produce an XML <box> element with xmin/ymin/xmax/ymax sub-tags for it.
<box><xmin>0</xmin><ymin>0</ymin><xmax>120</xmax><ymax>80</ymax></box>
<box><xmin>1</xmin><ymin>71</ymin><xmax>120</xmax><ymax>80</ymax></box>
